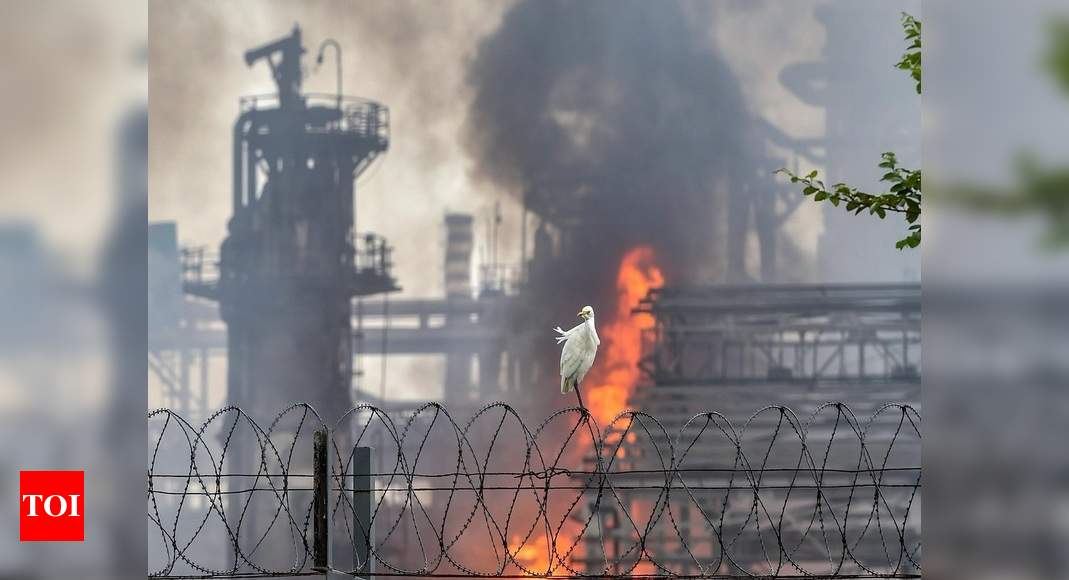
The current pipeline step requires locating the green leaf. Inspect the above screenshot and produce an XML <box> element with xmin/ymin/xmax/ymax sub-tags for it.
<box><xmin>896</xmin><ymin>13</ymin><xmax>922</xmax><ymax>94</ymax></box>
<box><xmin>784</xmin><ymin>148</ymin><xmax>922</xmax><ymax>249</ymax></box>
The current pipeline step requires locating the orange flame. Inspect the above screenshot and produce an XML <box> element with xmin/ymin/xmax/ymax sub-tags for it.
<box><xmin>582</xmin><ymin>245</ymin><xmax>664</xmax><ymax>425</ymax></box>
<box><xmin>516</xmin><ymin>246</ymin><xmax>663</xmax><ymax>576</ymax></box>
<box><xmin>508</xmin><ymin>532</ymin><xmax>571</xmax><ymax>577</ymax></box>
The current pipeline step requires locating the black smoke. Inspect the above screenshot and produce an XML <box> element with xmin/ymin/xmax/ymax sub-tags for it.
<box><xmin>464</xmin><ymin>0</ymin><xmax>760</xmax><ymax>297</ymax></box>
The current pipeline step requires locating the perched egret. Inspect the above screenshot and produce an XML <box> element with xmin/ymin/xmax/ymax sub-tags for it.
<box><xmin>555</xmin><ymin>305</ymin><xmax>600</xmax><ymax>405</ymax></box>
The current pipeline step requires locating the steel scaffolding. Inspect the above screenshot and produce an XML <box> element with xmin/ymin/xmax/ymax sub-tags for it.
<box><xmin>635</xmin><ymin>284</ymin><xmax>920</xmax><ymax>387</ymax></box>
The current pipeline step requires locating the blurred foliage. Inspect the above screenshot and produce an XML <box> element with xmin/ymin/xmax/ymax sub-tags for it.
<box><xmin>948</xmin><ymin>156</ymin><xmax>1069</xmax><ymax>248</ymax></box>
<box><xmin>1046</xmin><ymin>16</ymin><xmax>1069</xmax><ymax>97</ymax></box>
<box><xmin>780</xmin><ymin>13</ymin><xmax>922</xmax><ymax>250</ymax></box>
<box><xmin>944</xmin><ymin>16</ymin><xmax>1069</xmax><ymax>249</ymax></box>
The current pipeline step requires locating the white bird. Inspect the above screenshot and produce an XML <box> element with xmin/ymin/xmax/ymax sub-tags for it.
<box><xmin>556</xmin><ymin>305</ymin><xmax>600</xmax><ymax>395</ymax></box>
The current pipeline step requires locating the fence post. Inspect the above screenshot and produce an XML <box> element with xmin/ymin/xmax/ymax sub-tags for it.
<box><xmin>353</xmin><ymin>446</ymin><xmax>374</xmax><ymax>580</ymax></box>
<box><xmin>313</xmin><ymin>428</ymin><xmax>331</xmax><ymax>572</ymax></box>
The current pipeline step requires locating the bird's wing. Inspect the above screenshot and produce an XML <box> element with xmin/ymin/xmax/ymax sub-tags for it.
<box><xmin>555</xmin><ymin>322</ymin><xmax>583</xmax><ymax>336</ymax></box>
<box><xmin>560</xmin><ymin>333</ymin><xmax>586</xmax><ymax>379</ymax></box>
<box><xmin>576</xmin><ymin>347</ymin><xmax>598</xmax><ymax>383</ymax></box>
<box><xmin>554</xmin><ymin>326</ymin><xmax>569</xmax><ymax>344</ymax></box>
<box><xmin>554</xmin><ymin>322</ymin><xmax>583</xmax><ymax>344</ymax></box>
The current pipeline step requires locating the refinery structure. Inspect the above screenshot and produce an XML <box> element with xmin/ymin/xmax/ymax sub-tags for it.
<box><xmin>148</xmin><ymin>21</ymin><xmax>920</xmax><ymax>424</ymax></box>
<box><xmin>148</xmin><ymin>16</ymin><xmax>919</xmax><ymax>577</ymax></box>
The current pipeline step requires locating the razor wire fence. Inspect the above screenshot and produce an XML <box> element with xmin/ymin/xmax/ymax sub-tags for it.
<box><xmin>148</xmin><ymin>402</ymin><xmax>920</xmax><ymax>580</ymax></box>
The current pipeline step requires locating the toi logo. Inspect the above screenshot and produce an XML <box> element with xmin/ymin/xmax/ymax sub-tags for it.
<box><xmin>19</xmin><ymin>471</ymin><xmax>84</xmax><ymax>542</ymax></box>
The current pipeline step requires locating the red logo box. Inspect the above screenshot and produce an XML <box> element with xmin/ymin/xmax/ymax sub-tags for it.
<box><xmin>19</xmin><ymin>471</ymin><xmax>84</xmax><ymax>542</ymax></box>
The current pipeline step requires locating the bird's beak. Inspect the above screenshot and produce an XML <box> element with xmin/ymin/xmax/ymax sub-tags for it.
<box><xmin>577</xmin><ymin>311</ymin><xmax>584</xmax><ymax>318</ymax></box>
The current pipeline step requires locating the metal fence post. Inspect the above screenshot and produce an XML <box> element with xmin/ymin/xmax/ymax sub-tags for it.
<box><xmin>353</xmin><ymin>446</ymin><xmax>374</xmax><ymax>580</ymax></box>
<box><xmin>313</xmin><ymin>428</ymin><xmax>331</xmax><ymax>572</ymax></box>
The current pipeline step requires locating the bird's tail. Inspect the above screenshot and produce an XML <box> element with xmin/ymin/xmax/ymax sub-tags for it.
<box><xmin>561</xmin><ymin>376</ymin><xmax>574</xmax><ymax>394</ymax></box>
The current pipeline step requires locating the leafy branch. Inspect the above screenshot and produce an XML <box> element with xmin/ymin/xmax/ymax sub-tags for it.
<box><xmin>778</xmin><ymin>153</ymin><xmax>922</xmax><ymax>249</ymax></box>
<box><xmin>779</xmin><ymin>12</ymin><xmax>922</xmax><ymax>250</ymax></box>
<box><xmin>896</xmin><ymin>13</ymin><xmax>921</xmax><ymax>94</ymax></box>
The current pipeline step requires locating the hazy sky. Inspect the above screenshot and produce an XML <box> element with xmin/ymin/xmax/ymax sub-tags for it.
<box><xmin>0</xmin><ymin>0</ymin><xmax>144</xmax><ymax>267</ymax></box>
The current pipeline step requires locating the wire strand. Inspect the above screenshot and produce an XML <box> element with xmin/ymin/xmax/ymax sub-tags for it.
<box><xmin>148</xmin><ymin>401</ymin><xmax>921</xmax><ymax>580</ymax></box>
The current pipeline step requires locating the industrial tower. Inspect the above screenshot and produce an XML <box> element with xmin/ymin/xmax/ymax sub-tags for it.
<box><xmin>183</xmin><ymin>25</ymin><xmax>397</xmax><ymax>422</ymax></box>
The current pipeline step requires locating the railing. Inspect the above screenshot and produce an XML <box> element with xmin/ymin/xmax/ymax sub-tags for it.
<box><xmin>180</xmin><ymin>246</ymin><xmax>220</xmax><ymax>296</ymax></box>
<box><xmin>352</xmin><ymin>232</ymin><xmax>394</xmax><ymax>280</ymax></box>
<box><xmin>634</xmin><ymin>284</ymin><xmax>921</xmax><ymax>385</ymax></box>
<box><xmin>478</xmin><ymin>263</ymin><xmax>521</xmax><ymax>296</ymax></box>
<box><xmin>238</xmin><ymin>92</ymin><xmax>390</xmax><ymax>146</ymax></box>
<box><xmin>148</xmin><ymin>402</ymin><xmax>920</xmax><ymax>579</ymax></box>
<box><xmin>177</xmin><ymin>233</ymin><xmax>394</xmax><ymax>297</ymax></box>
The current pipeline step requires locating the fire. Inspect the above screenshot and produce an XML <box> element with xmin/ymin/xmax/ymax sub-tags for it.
<box><xmin>583</xmin><ymin>246</ymin><xmax>664</xmax><ymax>425</ymax></box>
<box><xmin>508</xmin><ymin>532</ymin><xmax>572</xmax><ymax>576</ymax></box>
<box><xmin>509</xmin><ymin>247</ymin><xmax>663</xmax><ymax>577</ymax></box>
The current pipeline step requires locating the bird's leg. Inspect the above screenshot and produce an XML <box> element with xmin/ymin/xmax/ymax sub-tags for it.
<box><xmin>573</xmin><ymin>383</ymin><xmax>586</xmax><ymax>410</ymax></box>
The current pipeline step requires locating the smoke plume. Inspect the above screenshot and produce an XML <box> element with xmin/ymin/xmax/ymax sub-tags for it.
<box><xmin>464</xmin><ymin>0</ymin><xmax>758</xmax><ymax>294</ymax></box>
